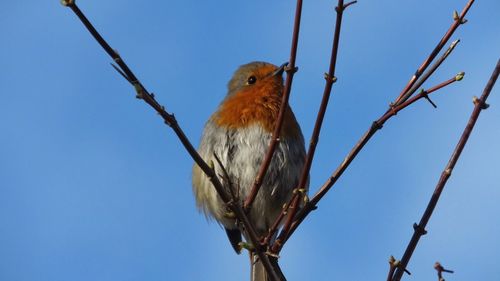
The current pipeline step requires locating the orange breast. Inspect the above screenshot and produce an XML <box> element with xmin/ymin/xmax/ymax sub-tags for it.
<box><xmin>213</xmin><ymin>82</ymin><xmax>301</xmax><ymax>138</ymax></box>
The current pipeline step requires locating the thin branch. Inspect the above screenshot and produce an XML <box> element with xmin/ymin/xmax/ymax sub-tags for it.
<box><xmin>282</xmin><ymin>73</ymin><xmax>464</xmax><ymax>246</ymax></box>
<box><xmin>268</xmin><ymin>0</ymin><xmax>356</xmax><ymax>252</ymax></box>
<box><xmin>61</xmin><ymin>1</ymin><xmax>283</xmax><ymax>280</ymax></box>
<box><xmin>380</xmin><ymin>73</ymin><xmax>464</xmax><ymax>124</ymax></box>
<box><xmin>387</xmin><ymin>256</ymin><xmax>411</xmax><ymax>280</ymax></box>
<box><xmin>434</xmin><ymin>262</ymin><xmax>454</xmax><ymax>281</ymax></box>
<box><xmin>391</xmin><ymin>59</ymin><xmax>500</xmax><ymax>281</ymax></box>
<box><xmin>387</xmin><ymin>256</ymin><xmax>397</xmax><ymax>281</ymax></box>
<box><xmin>398</xmin><ymin>39</ymin><xmax>460</xmax><ymax>105</ymax></box>
<box><xmin>244</xmin><ymin>0</ymin><xmax>303</xmax><ymax>210</ymax></box>
<box><xmin>393</xmin><ymin>0</ymin><xmax>474</xmax><ymax>105</ymax></box>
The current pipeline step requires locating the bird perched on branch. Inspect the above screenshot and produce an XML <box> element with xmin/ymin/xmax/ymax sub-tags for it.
<box><xmin>192</xmin><ymin>61</ymin><xmax>307</xmax><ymax>281</ymax></box>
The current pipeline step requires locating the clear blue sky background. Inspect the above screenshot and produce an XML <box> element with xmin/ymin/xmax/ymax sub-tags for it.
<box><xmin>1</xmin><ymin>1</ymin><xmax>499</xmax><ymax>280</ymax></box>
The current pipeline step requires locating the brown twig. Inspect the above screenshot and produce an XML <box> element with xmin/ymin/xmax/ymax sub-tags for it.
<box><xmin>281</xmin><ymin>73</ymin><xmax>464</xmax><ymax>247</ymax></box>
<box><xmin>268</xmin><ymin>0</ymin><xmax>356</xmax><ymax>252</ymax></box>
<box><xmin>390</xmin><ymin>59</ymin><xmax>500</xmax><ymax>281</ymax></box>
<box><xmin>61</xmin><ymin>1</ymin><xmax>283</xmax><ymax>280</ymax></box>
<box><xmin>244</xmin><ymin>0</ymin><xmax>303</xmax><ymax>210</ymax></box>
<box><xmin>398</xmin><ymin>39</ymin><xmax>460</xmax><ymax>106</ymax></box>
<box><xmin>387</xmin><ymin>256</ymin><xmax>411</xmax><ymax>281</ymax></box>
<box><xmin>393</xmin><ymin>0</ymin><xmax>474</xmax><ymax>106</ymax></box>
<box><xmin>434</xmin><ymin>262</ymin><xmax>454</xmax><ymax>281</ymax></box>
<box><xmin>387</xmin><ymin>256</ymin><xmax>398</xmax><ymax>281</ymax></box>
<box><xmin>381</xmin><ymin>73</ymin><xmax>464</xmax><ymax>124</ymax></box>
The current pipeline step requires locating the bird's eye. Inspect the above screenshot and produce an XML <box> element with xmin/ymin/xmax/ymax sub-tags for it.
<box><xmin>247</xmin><ymin>76</ymin><xmax>257</xmax><ymax>85</ymax></box>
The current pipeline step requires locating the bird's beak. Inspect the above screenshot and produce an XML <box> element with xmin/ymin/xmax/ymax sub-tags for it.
<box><xmin>272</xmin><ymin>62</ymin><xmax>288</xmax><ymax>77</ymax></box>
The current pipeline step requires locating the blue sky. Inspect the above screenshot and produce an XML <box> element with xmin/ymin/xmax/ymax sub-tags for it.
<box><xmin>1</xmin><ymin>1</ymin><xmax>499</xmax><ymax>280</ymax></box>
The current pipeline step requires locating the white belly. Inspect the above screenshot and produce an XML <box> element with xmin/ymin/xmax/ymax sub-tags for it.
<box><xmin>192</xmin><ymin>122</ymin><xmax>306</xmax><ymax>234</ymax></box>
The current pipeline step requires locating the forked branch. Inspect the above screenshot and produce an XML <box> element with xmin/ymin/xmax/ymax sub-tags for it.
<box><xmin>390</xmin><ymin>59</ymin><xmax>500</xmax><ymax>281</ymax></box>
<box><xmin>274</xmin><ymin>0</ymin><xmax>475</xmax><ymax>249</ymax></box>
<box><xmin>434</xmin><ymin>262</ymin><xmax>454</xmax><ymax>281</ymax></box>
<box><xmin>394</xmin><ymin>0</ymin><xmax>474</xmax><ymax>105</ymax></box>
<box><xmin>283</xmin><ymin>73</ymin><xmax>464</xmax><ymax>247</ymax></box>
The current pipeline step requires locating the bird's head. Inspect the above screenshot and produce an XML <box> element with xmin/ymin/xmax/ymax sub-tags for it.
<box><xmin>226</xmin><ymin>61</ymin><xmax>285</xmax><ymax>97</ymax></box>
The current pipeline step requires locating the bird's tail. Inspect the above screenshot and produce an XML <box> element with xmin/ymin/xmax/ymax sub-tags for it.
<box><xmin>250</xmin><ymin>253</ymin><xmax>286</xmax><ymax>281</ymax></box>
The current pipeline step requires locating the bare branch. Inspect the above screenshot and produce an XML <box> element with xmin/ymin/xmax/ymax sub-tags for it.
<box><xmin>434</xmin><ymin>262</ymin><xmax>454</xmax><ymax>281</ymax></box>
<box><xmin>398</xmin><ymin>39</ymin><xmax>460</xmax><ymax>105</ymax></box>
<box><xmin>393</xmin><ymin>0</ymin><xmax>474</xmax><ymax>105</ymax></box>
<box><xmin>269</xmin><ymin>0</ymin><xmax>356</xmax><ymax>252</ymax></box>
<box><xmin>283</xmin><ymin>73</ymin><xmax>464</xmax><ymax>246</ymax></box>
<box><xmin>390</xmin><ymin>59</ymin><xmax>499</xmax><ymax>280</ymax></box>
<box><xmin>387</xmin><ymin>256</ymin><xmax>398</xmax><ymax>281</ymax></box>
<box><xmin>244</xmin><ymin>0</ymin><xmax>304</xmax><ymax>210</ymax></box>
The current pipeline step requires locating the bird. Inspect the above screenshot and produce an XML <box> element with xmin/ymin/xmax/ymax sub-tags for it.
<box><xmin>192</xmin><ymin>61</ymin><xmax>307</xmax><ymax>281</ymax></box>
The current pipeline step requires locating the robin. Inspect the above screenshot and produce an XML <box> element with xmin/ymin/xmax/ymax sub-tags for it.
<box><xmin>192</xmin><ymin>61</ymin><xmax>307</xmax><ymax>281</ymax></box>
